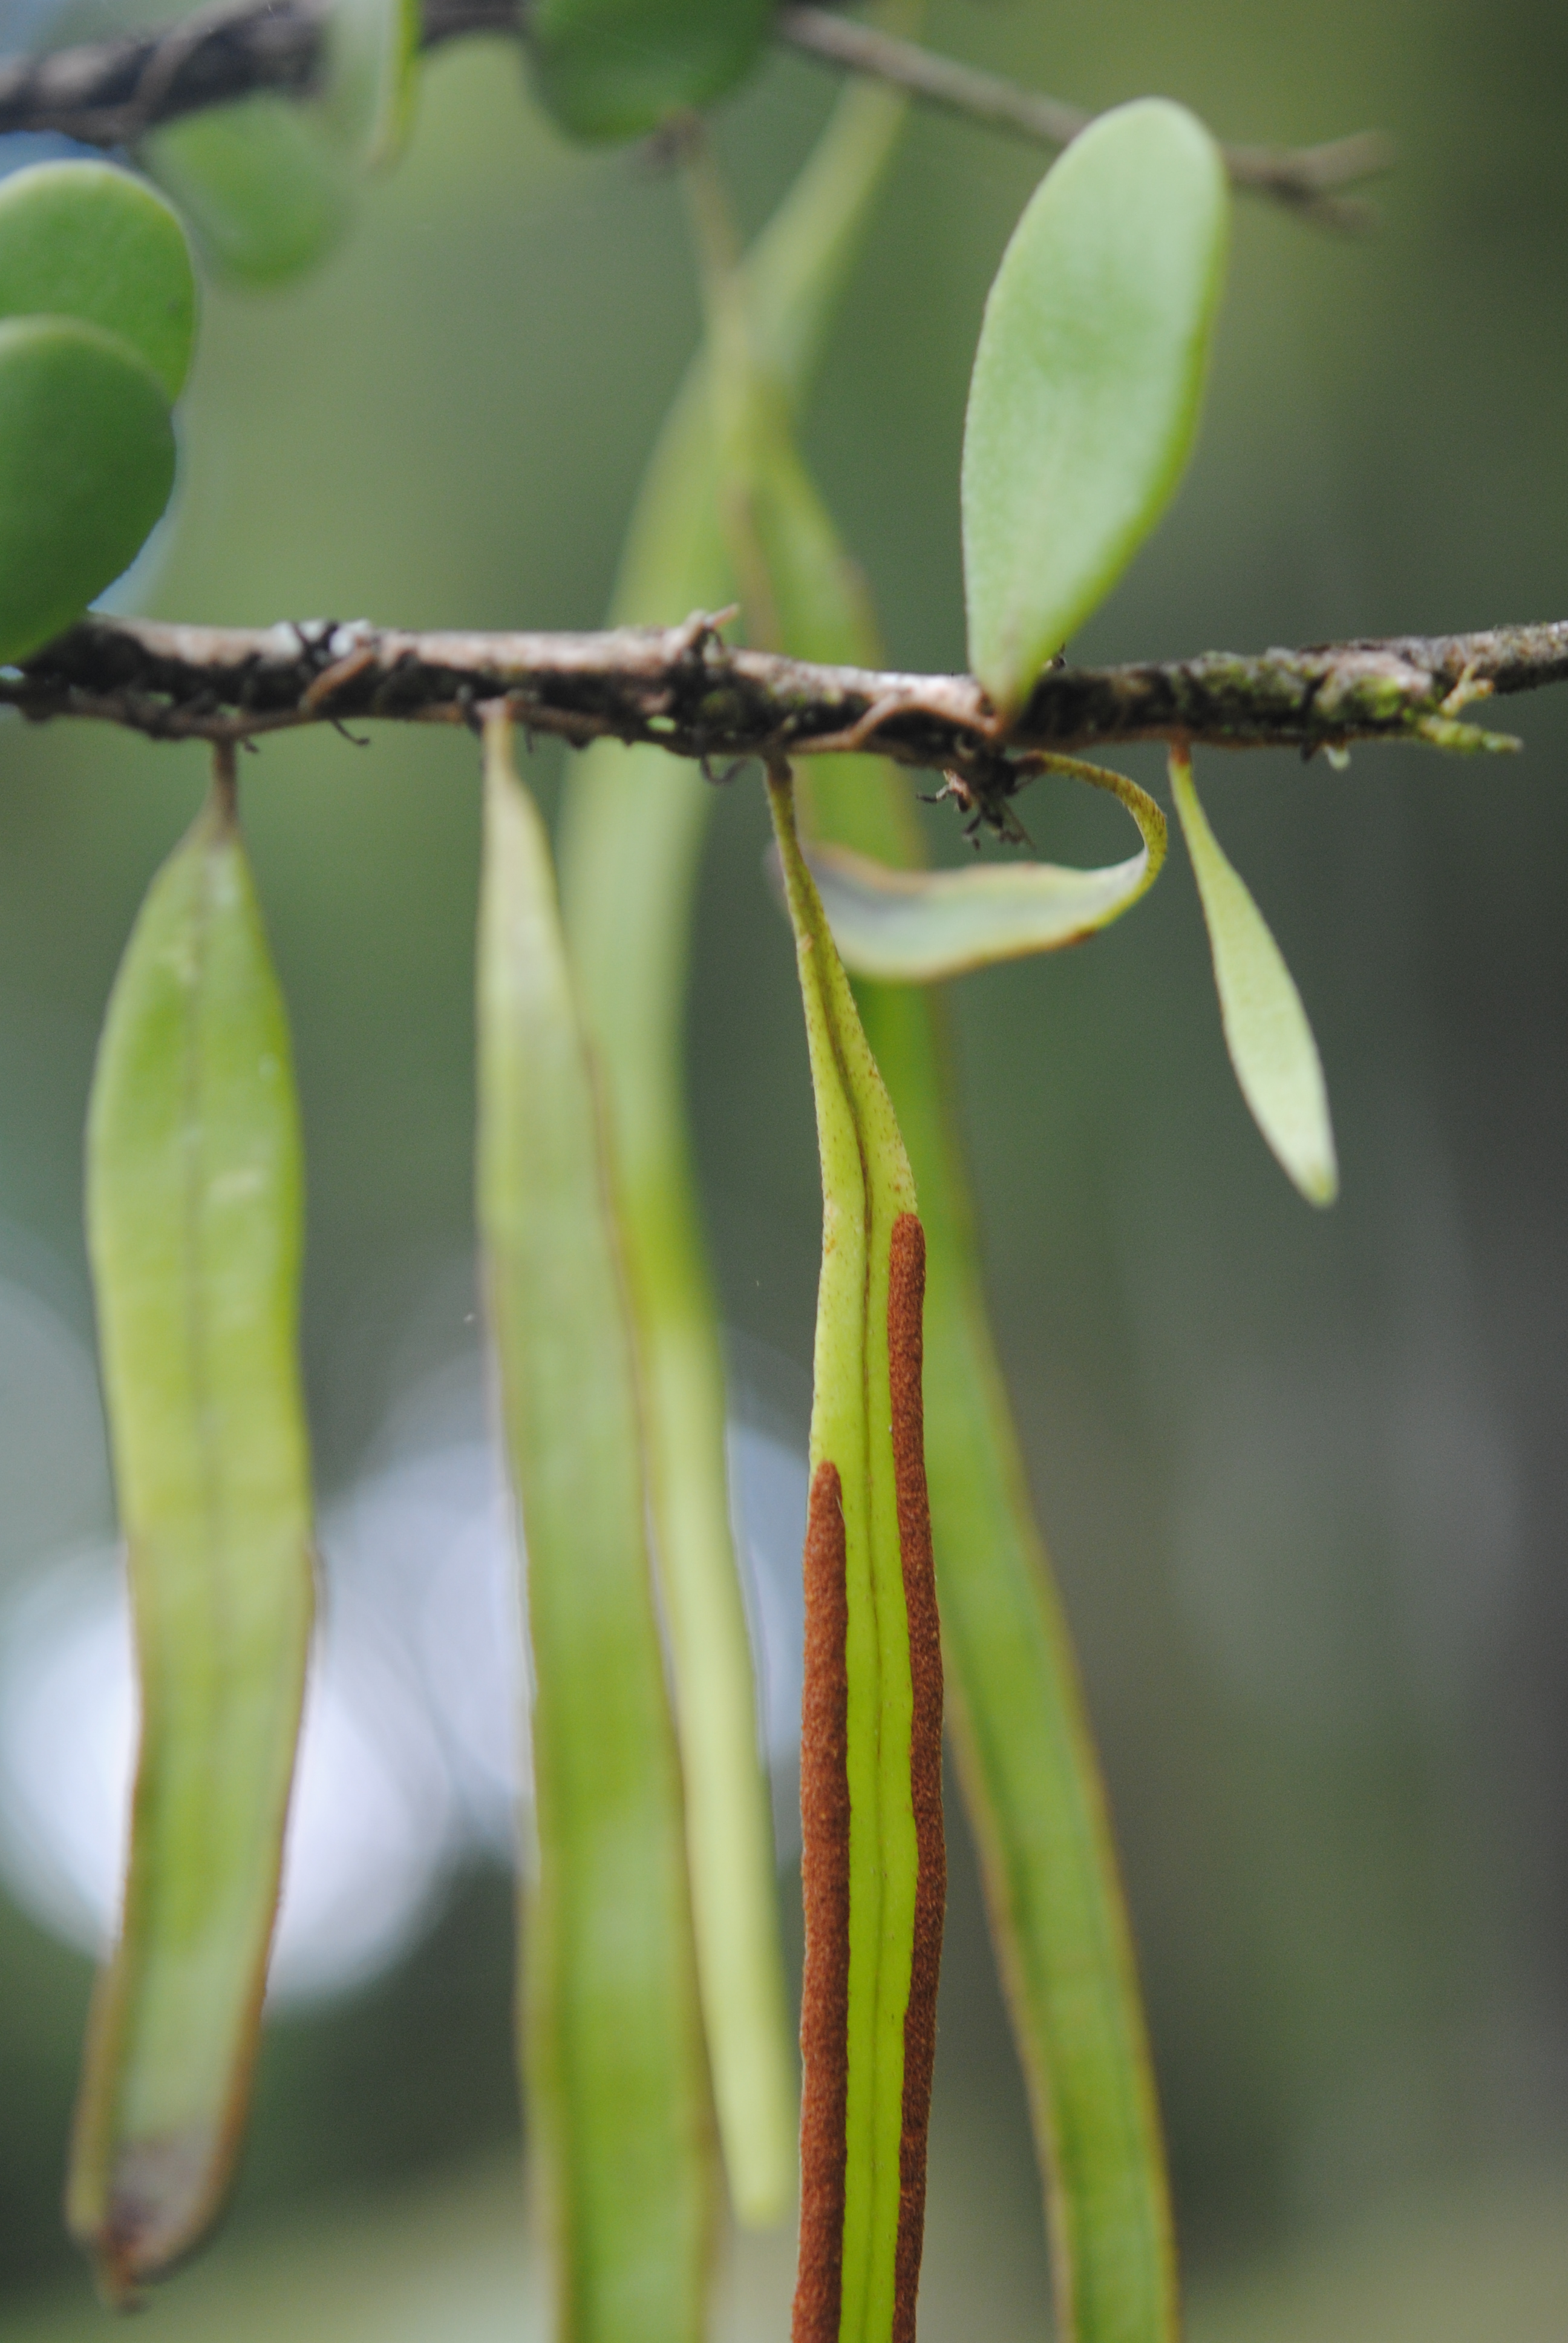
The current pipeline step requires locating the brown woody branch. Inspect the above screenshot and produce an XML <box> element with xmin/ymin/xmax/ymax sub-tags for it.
<box><xmin>5</xmin><ymin>614</ymin><xmax>1558</xmax><ymax>818</ymax></box>
<box><xmin>0</xmin><ymin>0</ymin><xmax>515</xmax><ymax>149</ymax></box>
<box><xmin>0</xmin><ymin>0</ymin><xmax>1385</xmax><ymax>230</ymax></box>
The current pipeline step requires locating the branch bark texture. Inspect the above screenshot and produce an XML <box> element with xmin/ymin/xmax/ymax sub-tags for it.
<box><xmin>0</xmin><ymin>0</ymin><xmax>1385</xmax><ymax>230</ymax></box>
<box><xmin>6</xmin><ymin>614</ymin><xmax>1560</xmax><ymax>802</ymax></box>
<box><xmin>0</xmin><ymin>0</ymin><xmax>515</xmax><ymax>148</ymax></box>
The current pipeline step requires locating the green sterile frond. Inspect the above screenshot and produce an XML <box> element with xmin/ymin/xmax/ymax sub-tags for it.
<box><xmin>71</xmin><ymin>774</ymin><xmax>314</xmax><ymax>2301</ymax></box>
<box><xmin>477</xmin><ymin>713</ymin><xmax>712</xmax><ymax>2341</ymax></box>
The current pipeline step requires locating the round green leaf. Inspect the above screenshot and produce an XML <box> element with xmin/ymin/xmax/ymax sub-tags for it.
<box><xmin>961</xmin><ymin>99</ymin><xmax>1229</xmax><ymax>719</ymax></box>
<box><xmin>143</xmin><ymin>99</ymin><xmax>354</xmax><ymax>289</ymax></box>
<box><xmin>0</xmin><ymin>316</ymin><xmax>176</xmax><ymax>667</ymax></box>
<box><xmin>528</xmin><ymin>0</ymin><xmax>773</xmax><ymax>142</ymax></box>
<box><xmin>0</xmin><ymin>160</ymin><xmax>197</xmax><ymax>401</ymax></box>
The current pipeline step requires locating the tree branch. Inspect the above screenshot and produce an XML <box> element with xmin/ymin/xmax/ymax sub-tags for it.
<box><xmin>777</xmin><ymin>6</ymin><xmax>1392</xmax><ymax>230</ymax></box>
<box><xmin>0</xmin><ymin>0</ymin><xmax>1387</xmax><ymax>231</ymax></box>
<box><xmin>5</xmin><ymin>614</ymin><xmax>1558</xmax><ymax>819</ymax></box>
<box><xmin>0</xmin><ymin>0</ymin><xmax>515</xmax><ymax>148</ymax></box>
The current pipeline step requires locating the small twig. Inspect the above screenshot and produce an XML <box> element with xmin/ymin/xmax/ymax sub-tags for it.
<box><xmin>776</xmin><ymin>4</ymin><xmax>1393</xmax><ymax>231</ymax></box>
<box><xmin>5</xmin><ymin>616</ymin><xmax>1561</xmax><ymax>801</ymax></box>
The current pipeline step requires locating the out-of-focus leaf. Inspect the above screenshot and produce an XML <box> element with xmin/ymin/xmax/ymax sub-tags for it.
<box><xmin>321</xmin><ymin>0</ymin><xmax>422</xmax><ymax>169</ymax></box>
<box><xmin>1171</xmin><ymin>747</ymin><xmax>1339</xmax><ymax>1205</ymax></box>
<box><xmin>143</xmin><ymin>99</ymin><xmax>353</xmax><ymax>288</ymax></box>
<box><xmin>0</xmin><ymin>160</ymin><xmax>196</xmax><ymax>400</ymax></box>
<box><xmin>476</xmin><ymin>713</ymin><xmax>712</xmax><ymax>2340</ymax></box>
<box><xmin>528</xmin><ymin>0</ymin><xmax>772</xmax><ymax>143</ymax></box>
<box><xmin>555</xmin><ymin>70</ymin><xmax>905</xmax><ymax>2231</ymax></box>
<box><xmin>962</xmin><ymin>99</ymin><xmax>1228</xmax><ymax>718</ymax></box>
<box><xmin>0</xmin><ymin>316</ymin><xmax>175</xmax><ymax>666</ymax></box>
<box><xmin>70</xmin><ymin>782</ymin><xmax>314</xmax><ymax>2303</ymax></box>
<box><xmin>803</xmin><ymin>758</ymin><xmax>1165</xmax><ymax>981</ymax></box>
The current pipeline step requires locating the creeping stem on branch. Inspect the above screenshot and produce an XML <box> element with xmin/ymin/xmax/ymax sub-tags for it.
<box><xmin>5</xmin><ymin>612</ymin><xmax>1563</xmax><ymax>799</ymax></box>
<box><xmin>0</xmin><ymin>0</ymin><xmax>1385</xmax><ymax>226</ymax></box>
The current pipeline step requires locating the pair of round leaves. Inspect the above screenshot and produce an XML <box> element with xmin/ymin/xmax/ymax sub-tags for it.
<box><xmin>962</xmin><ymin>97</ymin><xmax>1230</xmax><ymax>719</ymax></box>
<box><xmin>0</xmin><ymin>162</ymin><xmax>197</xmax><ymax>667</ymax></box>
<box><xmin>529</xmin><ymin>0</ymin><xmax>773</xmax><ymax>142</ymax></box>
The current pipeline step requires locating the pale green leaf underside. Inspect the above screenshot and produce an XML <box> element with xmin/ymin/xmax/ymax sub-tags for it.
<box><xmin>71</xmin><ymin>789</ymin><xmax>313</xmax><ymax>2300</ymax></box>
<box><xmin>1171</xmin><ymin>750</ymin><xmax>1339</xmax><ymax>1206</ymax></box>
<box><xmin>805</xmin><ymin>760</ymin><xmax>1166</xmax><ymax>981</ymax></box>
<box><xmin>962</xmin><ymin>97</ymin><xmax>1229</xmax><ymax>717</ymax></box>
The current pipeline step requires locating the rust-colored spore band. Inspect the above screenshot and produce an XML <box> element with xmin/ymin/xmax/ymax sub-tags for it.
<box><xmin>793</xmin><ymin>1460</ymin><xmax>851</xmax><ymax>2343</ymax></box>
<box><xmin>889</xmin><ymin>1211</ymin><xmax>945</xmax><ymax>2343</ymax></box>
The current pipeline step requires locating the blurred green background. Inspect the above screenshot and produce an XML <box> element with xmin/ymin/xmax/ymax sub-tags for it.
<box><xmin>1</xmin><ymin>0</ymin><xmax>1566</xmax><ymax>2333</ymax></box>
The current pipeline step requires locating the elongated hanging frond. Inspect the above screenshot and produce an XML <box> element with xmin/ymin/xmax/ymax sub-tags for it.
<box><xmin>71</xmin><ymin>771</ymin><xmax>315</xmax><ymax>2303</ymax></box>
<box><xmin>477</xmin><ymin>711</ymin><xmax>713</xmax><ymax>2342</ymax></box>
<box><xmin>768</xmin><ymin>767</ymin><xmax>944</xmax><ymax>2343</ymax></box>
<box><xmin>555</xmin><ymin>66</ymin><xmax>907</xmax><ymax>2229</ymax></box>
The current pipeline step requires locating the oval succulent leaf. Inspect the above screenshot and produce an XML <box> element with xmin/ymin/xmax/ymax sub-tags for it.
<box><xmin>144</xmin><ymin>99</ymin><xmax>353</xmax><ymax>288</ymax></box>
<box><xmin>803</xmin><ymin>761</ymin><xmax>1166</xmax><ymax>982</ymax></box>
<box><xmin>1171</xmin><ymin>747</ymin><xmax>1339</xmax><ymax>1206</ymax></box>
<box><xmin>70</xmin><ymin>781</ymin><xmax>315</xmax><ymax>2301</ymax></box>
<box><xmin>768</xmin><ymin>770</ymin><xmax>944</xmax><ymax>2343</ymax></box>
<box><xmin>962</xmin><ymin>98</ymin><xmax>1229</xmax><ymax>719</ymax></box>
<box><xmin>0</xmin><ymin>160</ymin><xmax>197</xmax><ymax>401</ymax></box>
<box><xmin>478</xmin><ymin>714</ymin><xmax>712</xmax><ymax>2338</ymax></box>
<box><xmin>528</xmin><ymin>0</ymin><xmax>773</xmax><ymax>142</ymax></box>
<box><xmin>0</xmin><ymin>316</ymin><xmax>175</xmax><ymax>667</ymax></box>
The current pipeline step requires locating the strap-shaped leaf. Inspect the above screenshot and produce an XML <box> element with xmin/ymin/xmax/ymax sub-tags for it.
<box><xmin>0</xmin><ymin>160</ymin><xmax>196</xmax><ymax>400</ymax></box>
<box><xmin>477</xmin><ymin>714</ymin><xmax>711</xmax><ymax>2341</ymax></box>
<box><xmin>1171</xmin><ymin>747</ymin><xmax>1339</xmax><ymax>1205</ymax></box>
<box><xmin>70</xmin><ymin>779</ymin><xmax>315</xmax><ymax>2301</ymax></box>
<box><xmin>803</xmin><ymin>757</ymin><xmax>1165</xmax><ymax>982</ymax></box>
<box><xmin>962</xmin><ymin>99</ymin><xmax>1228</xmax><ymax>718</ymax></box>
<box><xmin>0</xmin><ymin>316</ymin><xmax>175</xmax><ymax>666</ymax></box>
<box><xmin>529</xmin><ymin>0</ymin><xmax>773</xmax><ymax>142</ymax></box>
<box><xmin>768</xmin><ymin>771</ymin><xmax>943</xmax><ymax>2343</ymax></box>
<box><xmin>557</xmin><ymin>73</ymin><xmax>905</xmax><ymax>2230</ymax></box>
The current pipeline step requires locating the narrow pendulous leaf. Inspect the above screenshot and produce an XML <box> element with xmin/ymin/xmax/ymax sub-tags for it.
<box><xmin>557</xmin><ymin>72</ymin><xmax>905</xmax><ymax>2230</ymax></box>
<box><xmin>803</xmin><ymin>756</ymin><xmax>1165</xmax><ymax>981</ymax></box>
<box><xmin>144</xmin><ymin>99</ymin><xmax>353</xmax><ymax>288</ymax></box>
<box><xmin>740</xmin><ymin>237</ymin><xmax>1181</xmax><ymax>2343</ymax></box>
<box><xmin>1171</xmin><ymin>747</ymin><xmax>1339</xmax><ymax>1205</ymax></box>
<box><xmin>0</xmin><ymin>316</ymin><xmax>175</xmax><ymax>666</ymax></box>
<box><xmin>70</xmin><ymin>778</ymin><xmax>314</xmax><ymax>2302</ymax></box>
<box><xmin>0</xmin><ymin>160</ymin><xmax>197</xmax><ymax>401</ymax></box>
<box><xmin>477</xmin><ymin>712</ymin><xmax>711</xmax><ymax>2343</ymax></box>
<box><xmin>768</xmin><ymin>769</ymin><xmax>943</xmax><ymax>2343</ymax></box>
<box><xmin>962</xmin><ymin>99</ymin><xmax>1229</xmax><ymax>718</ymax></box>
<box><xmin>528</xmin><ymin>0</ymin><xmax>773</xmax><ymax>142</ymax></box>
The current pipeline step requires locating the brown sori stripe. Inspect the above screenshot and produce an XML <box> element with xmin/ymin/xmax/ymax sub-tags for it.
<box><xmin>887</xmin><ymin>1212</ymin><xmax>946</xmax><ymax>2343</ymax></box>
<box><xmin>792</xmin><ymin>1460</ymin><xmax>852</xmax><ymax>2343</ymax></box>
